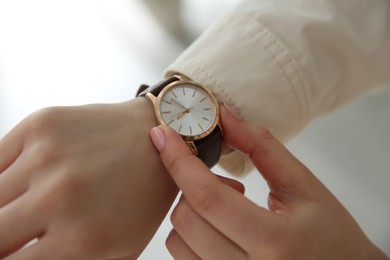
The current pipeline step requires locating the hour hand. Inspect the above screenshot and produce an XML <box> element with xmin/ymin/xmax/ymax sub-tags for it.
<box><xmin>177</xmin><ymin>111</ymin><xmax>186</xmax><ymax>119</ymax></box>
<box><xmin>171</xmin><ymin>110</ymin><xmax>186</xmax><ymax>119</ymax></box>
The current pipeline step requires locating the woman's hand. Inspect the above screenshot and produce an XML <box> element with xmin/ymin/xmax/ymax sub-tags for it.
<box><xmin>150</xmin><ymin>106</ymin><xmax>387</xmax><ymax>260</ymax></box>
<box><xmin>0</xmin><ymin>98</ymin><xmax>178</xmax><ymax>259</ymax></box>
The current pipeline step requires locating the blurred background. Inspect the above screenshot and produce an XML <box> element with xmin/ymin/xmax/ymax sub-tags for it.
<box><xmin>0</xmin><ymin>0</ymin><xmax>389</xmax><ymax>258</ymax></box>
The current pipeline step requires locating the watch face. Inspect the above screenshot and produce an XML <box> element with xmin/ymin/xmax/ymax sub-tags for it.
<box><xmin>157</xmin><ymin>83</ymin><xmax>218</xmax><ymax>139</ymax></box>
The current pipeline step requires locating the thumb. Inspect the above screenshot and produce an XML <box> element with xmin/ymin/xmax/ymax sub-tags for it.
<box><xmin>221</xmin><ymin>105</ymin><xmax>322</xmax><ymax>207</ymax></box>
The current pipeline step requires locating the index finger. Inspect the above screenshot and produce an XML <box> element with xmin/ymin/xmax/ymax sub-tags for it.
<box><xmin>0</xmin><ymin>125</ymin><xmax>24</xmax><ymax>173</ymax></box>
<box><xmin>150</xmin><ymin>126</ymin><xmax>281</xmax><ymax>252</ymax></box>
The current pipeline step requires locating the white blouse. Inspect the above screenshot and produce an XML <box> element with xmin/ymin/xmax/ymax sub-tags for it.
<box><xmin>165</xmin><ymin>0</ymin><xmax>390</xmax><ymax>175</ymax></box>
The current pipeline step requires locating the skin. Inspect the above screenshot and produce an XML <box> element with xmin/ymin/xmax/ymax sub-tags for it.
<box><xmin>150</xmin><ymin>106</ymin><xmax>388</xmax><ymax>260</ymax></box>
<box><xmin>0</xmin><ymin>98</ymin><xmax>178</xmax><ymax>259</ymax></box>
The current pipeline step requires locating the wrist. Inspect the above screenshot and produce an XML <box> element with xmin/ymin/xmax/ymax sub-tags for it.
<box><xmin>122</xmin><ymin>97</ymin><xmax>157</xmax><ymax>125</ymax></box>
<box><xmin>117</xmin><ymin>98</ymin><xmax>179</xmax><ymax>256</ymax></box>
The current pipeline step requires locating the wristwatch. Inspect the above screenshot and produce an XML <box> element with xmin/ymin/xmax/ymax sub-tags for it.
<box><xmin>137</xmin><ymin>74</ymin><xmax>223</xmax><ymax>168</ymax></box>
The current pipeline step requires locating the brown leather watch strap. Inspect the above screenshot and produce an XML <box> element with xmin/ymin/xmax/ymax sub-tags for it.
<box><xmin>194</xmin><ymin>126</ymin><xmax>222</xmax><ymax>168</ymax></box>
<box><xmin>136</xmin><ymin>76</ymin><xmax>180</xmax><ymax>97</ymax></box>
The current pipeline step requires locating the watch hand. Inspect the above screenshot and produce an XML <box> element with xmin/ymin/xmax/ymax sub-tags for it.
<box><xmin>176</xmin><ymin>106</ymin><xmax>194</xmax><ymax>119</ymax></box>
<box><xmin>170</xmin><ymin>105</ymin><xmax>194</xmax><ymax>119</ymax></box>
<box><xmin>170</xmin><ymin>98</ymin><xmax>186</xmax><ymax>109</ymax></box>
<box><xmin>171</xmin><ymin>110</ymin><xmax>186</xmax><ymax>119</ymax></box>
<box><xmin>177</xmin><ymin>112</ymin><xmax>186</xmax><ymax>119</ymax></box>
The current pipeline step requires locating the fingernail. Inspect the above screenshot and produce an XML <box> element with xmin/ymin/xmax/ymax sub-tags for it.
<box><xmin>222</xmin><ymin>103</ymin><xmax>242</xmax><ymax>122</ymax></box>
<box><xmin>150</xmin><ymin>127</ymin><xmax>166</xmax><ymax>151</ymax></box>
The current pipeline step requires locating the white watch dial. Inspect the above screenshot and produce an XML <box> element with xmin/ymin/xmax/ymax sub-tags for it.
<box><xmin>159</xmin><ymin>84</ymin><xmax>217</xmax><ymax>137</ymax></box>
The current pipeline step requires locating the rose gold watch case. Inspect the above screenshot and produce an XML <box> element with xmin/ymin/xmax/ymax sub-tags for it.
<box><xmin>145</xmin><ymin>76</ymin><xmax>221</xmax><ymax>144</ymax></box>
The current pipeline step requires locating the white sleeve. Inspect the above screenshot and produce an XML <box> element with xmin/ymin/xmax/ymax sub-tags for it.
<box><xmin>165</xmin><ymin>0</ymin><xmax>390</xmax><ymax>174</ymax></box>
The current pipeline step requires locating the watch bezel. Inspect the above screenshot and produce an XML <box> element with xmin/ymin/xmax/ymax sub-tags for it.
<box><xmin>147</xmin><ymin>78</ymin><xmax>220</xmax><ymax>142</ymax></box>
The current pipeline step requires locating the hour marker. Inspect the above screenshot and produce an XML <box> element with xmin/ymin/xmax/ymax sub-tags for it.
<box><xmin>189</xmin><ymin>126</ymin><xmax>193</xmax><ymax>135</ymax></box>
<box><xmin>202</xmin><ymin>117</ymin><xmax>210</xmax><ymax>121</ymax></box>
<box><xmin>203</xmin><ymin>108</ymin><xmax>211</xmax><ymax>111</ymax></box>
<box><xmin>162</xmin><ymin>111</ymin><xmax>171</xmax><ymax>114</ymax></box>
<box><xmin>192</xmin><ymin>89</ymin><xmax>196</xmax><ymax>97</ymax></box>
<box><xmin>178</xmin><ymin>124</ymin><xmax>182</xmax><ymax>133</ymax></box>
<box><xmin>167</xmin><ymin>119</ymin><xmax>175</xmax><ymax>125</ymax></box>
<box><xmin>199</xmin><ymin>97</ymin><xmax>206</xmax><ymax>103</ymax></box>
<box><xmin>182</xmin><ymin>88</ymin><xmax>186</xmax><ymax>95</ymax></box>
<box><xmin>164</xmin><ymin>100</ymin><xmax>172</xmax><ymax>105</ymax></box>
<box><xmin>171</xmin><ymin>91</ymin><xmax>177</xmax><ymax>98</ymax></box>
<box><xmin>198</xmin><ymin>123</ymin><xmax>204</xmax><ymax>131</ymax></box>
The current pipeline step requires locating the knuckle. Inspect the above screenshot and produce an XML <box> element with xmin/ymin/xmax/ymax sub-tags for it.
<box><xmin>24</xmin><ymin>107</ymin><xmax>66</xmax><ymax>153</ymax></box>
<box><xmin>166</xmin><ymin>155</ymin><xmax>182</xmax><ymax>173</ymax></box>
<box><xmin>20</xmin><ymin>109</ymin><xmax>71</xmax><ymax>171</ymax></box>
<box><xmin>166</xmin><ymin>153</ymin><xmax>194</xmax><ymax>176</ymax></box>
<box><xmin>27</xmin><ymin>138</ymin><xmax>59</xmax><ymax>168</ymax></box>
<box><xmin>27</xmin><ymin>107</ymin><xmax>62</xmax><ymax>132</ymax></box>
<box><xmin>190</xmin><ymin>184</ymin><xmax>221</xmax><ymax>215</ymax></box>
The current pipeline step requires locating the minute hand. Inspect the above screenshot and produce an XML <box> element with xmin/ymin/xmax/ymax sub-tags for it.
<box><xmin>170</xmin><ymin>98</ymin><xmax>186</xmax><ymax>109</ymax></box>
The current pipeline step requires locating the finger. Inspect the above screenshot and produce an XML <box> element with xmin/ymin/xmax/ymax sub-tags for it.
<box><xmin>166</xmin><ymin>229</ymin><xmax>201</xmax><ymax>260</ymax></box>
<box><xmin>0</xmin><ymin>127</ymin><xmax>24</xmax><ymax>173</ymax></box>
<box><xmin>221</xmin><ymin>105</ymin><xmax>322</xmax><ymax>202</ymax></box>
<box><xmin>171</xmin><ymin>197</ymin><xmax>247</xmax><ymax>260</ymax></box>
<box><xmin>151</xmin><ymin>126</ymin><xmax>280</xmax><ymax>253</ymax></box>
<box><xmin>0</xmin><ymin>194</ymin><xmax>45</xmax><ymax>258</ymax></box>
<box><xmin>0</xmin><ymin>155</ymin><xmax>30</xmax><ymax>207</ymax></box>
<box><xmin>217</xmin><ymin>175</ymin><xmax>245</xmax><ymax>194</ymax></box>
